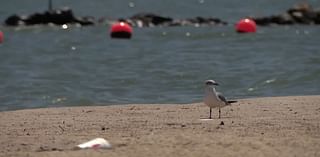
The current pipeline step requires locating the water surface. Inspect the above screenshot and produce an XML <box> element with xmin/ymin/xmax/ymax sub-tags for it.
<box><xmin>0</xmin><ymin>0</ymin><xmax>320</xmax><ymax>111</ymax></box>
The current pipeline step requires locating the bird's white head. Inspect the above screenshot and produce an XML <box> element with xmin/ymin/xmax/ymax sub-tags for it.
<box><xmin>205</xmin><ymin>80</ymin><xmax>219</xmax><ymax>86</ymax></box>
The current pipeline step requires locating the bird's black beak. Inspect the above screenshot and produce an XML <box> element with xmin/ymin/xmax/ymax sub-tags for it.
<box><xmin>213</xmin><ymin>82</ymin><xmax>219</xmax><ymax>86</ymax></box>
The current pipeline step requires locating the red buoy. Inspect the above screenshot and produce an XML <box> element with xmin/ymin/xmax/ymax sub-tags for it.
<box><xmin>0</xmin><ymin>31</ymin><xmax>3</xmax><ymax>43</ymax></box>
<box><xmin>235</xmin><ymin>18</ymin><xmax>257</xmax><ymax>33</ymax></box>
<box><xmin>110</xmin><ymin>22</ymin><xmax>133</xmax><ymax>39</ymax></box>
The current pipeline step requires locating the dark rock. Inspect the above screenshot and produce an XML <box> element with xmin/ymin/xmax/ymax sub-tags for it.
<box><xmin>287</xmin><ymin>2</ymin><xmax>313</xmax><ymax>14</ymax></box>
<box><xmin>25</xmin><ymin>13</ymin><xmax>46</xmax><ymax>25</ymax></box>
<box><xmin>253</xmin><ymin>13</ymin><xmax>295</xmax><ymax>26</ymax></box>
<box><xmin>252</xmin><ymin>2</ymin><xmax>320</xmax><ymax>25</ymax></box>
<box><xmin>4</xmin><ymin>7</ymin><xmax>94</xmax><ymax>26</ymax></box>
<box><xmin>314</xmin><ymin>12</ymin><xmax>320</xmax><ymax>24</ymax></box>
<box><xmin>273</xmin><ymin>13</ymin><xmax>295</xmax><ymax>25</ymax></box>
<box><xmin>250</xmin><ymin>17</ymin><xmax>270</xmax><ymax>26</ymax></box>
<box><xmin>119</xmin><ymin>12</ymin><xmax>227</xmax><ymax>27</ymax></box>
<box><xmin>75</xmin><ymin>16</ymin><xmax>95</xmax><ymax>26</ymax></box>
<box><xmin>124</xmin><ymin>13</ymin><xmax>173</xmax><ymax>27</ymax></box>
<box><xmin>132</xmin><ymin>13</ymin><xmax>173</xmax><ymax>25</ymax></box>
<box><xmin>189</xmin><ymin>16</ymin><xmax>227</xmax><ymax>25</ymax></box>
<box><xmin>5</xmin><ymin>14</ymin><xmax>23</xmax><ymax>26</ymax></box>
<box><xmin>182</xmin><ymin>17</ymin><xmax>227</xmax><ymax>26</ymax></box>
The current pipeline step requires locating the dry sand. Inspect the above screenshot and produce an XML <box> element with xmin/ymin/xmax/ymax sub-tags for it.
<box><xmin>0</xmin><ymin>95</ymin><xmax>320</xmax><ymax>157</ymax></box>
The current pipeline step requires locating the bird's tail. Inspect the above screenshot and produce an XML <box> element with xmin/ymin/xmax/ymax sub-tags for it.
<box><xmin>227</xmin><ymin>100</ymin><xmax>237</xmax><ymax>104</ymax></box>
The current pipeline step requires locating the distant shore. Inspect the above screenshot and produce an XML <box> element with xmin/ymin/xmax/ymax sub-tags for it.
<box><xmin>0</xmin><ymin>95</ymin><xmax>320</xmax><ymax>157</ymax></box>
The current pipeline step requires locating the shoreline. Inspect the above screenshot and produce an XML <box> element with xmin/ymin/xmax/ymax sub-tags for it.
<box><xmin>0</xmin><ymin>95</ymin><xmax>320</xmax><ymax>157</ymax></box>
<box><xmin>3</xmin><ymin>94</ymin><xmax>317</xmax><ymax>113</ymax></box>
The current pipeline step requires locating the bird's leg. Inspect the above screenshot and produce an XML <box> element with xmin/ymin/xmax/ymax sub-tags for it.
<box><xmin>218</xmin><ymin>107</ymin><xmax>221</xmax><ymax>119</ymax></box>
<box><xmin>209</xmin><ymin>107</ymin><xmax>212</xmax><ymax>119</ymax></box>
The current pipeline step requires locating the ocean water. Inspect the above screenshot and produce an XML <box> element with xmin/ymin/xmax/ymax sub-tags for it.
<box><xmin>0</xmin><ymin>0</ymin><xmax>320</xmax><ymax>111</ymax></box>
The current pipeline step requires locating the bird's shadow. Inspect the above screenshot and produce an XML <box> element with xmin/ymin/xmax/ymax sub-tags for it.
<box><xmin>199</xmin><ymin>116</ymin><xmax>233</xmax><ymax>120</ymax></box>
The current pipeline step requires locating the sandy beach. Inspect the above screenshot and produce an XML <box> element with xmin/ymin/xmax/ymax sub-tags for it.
<box><xmin>0</xmin><ymin>95</ymin><xmax>320</xmax><ymax>157</ymax></box>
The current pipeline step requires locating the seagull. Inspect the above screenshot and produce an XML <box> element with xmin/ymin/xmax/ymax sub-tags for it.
<box><xmin>203</xmin><ymin>80</ymin><xmax>237</xmax><ymax>119</ymax></box>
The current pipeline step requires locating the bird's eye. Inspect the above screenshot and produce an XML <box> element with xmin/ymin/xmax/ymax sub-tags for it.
<box><xmin>206</xmin><ymin>82</ymin><xmax>214</xmax><ymax>85</ymax></box>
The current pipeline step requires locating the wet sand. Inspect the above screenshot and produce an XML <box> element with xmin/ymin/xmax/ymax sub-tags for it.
<box><xmin>0</xmin><ymin>95</ymin><xmax>320</xmax><ymax>157</ymax></box>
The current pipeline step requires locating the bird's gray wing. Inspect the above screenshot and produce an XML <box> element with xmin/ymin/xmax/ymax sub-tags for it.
<box><xmin>216</xmin><ymin>92</ymin><xmax>229</xmax><ymax>105</ymax></box>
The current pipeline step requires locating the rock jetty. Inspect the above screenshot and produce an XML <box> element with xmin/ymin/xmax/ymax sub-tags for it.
<box><xmin>118</xmin><ymin>13</ymin><xmax>228</xmax><ymax>27</ymax></box>
<box><xmin>252</xmin><ymin>3</ymin><xmax>320</xmax><ymax>25</ymax></box>
<box><xmin>5</xmin><ymin>7</ymin><xmax>94</xmax><ymax>26</ymax></box>
<box><xmin>3</xmin><ymin>3</ymin><xmax>320</xmax><ymax>27</ymax></box>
